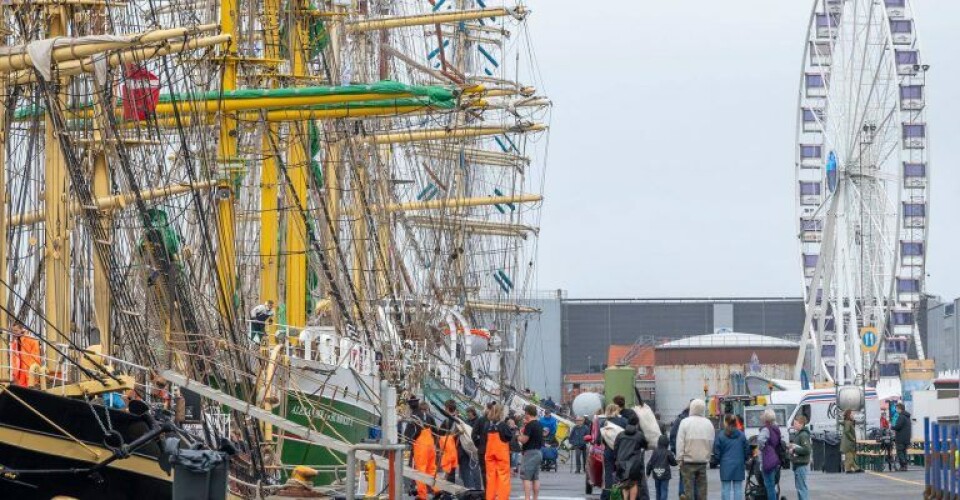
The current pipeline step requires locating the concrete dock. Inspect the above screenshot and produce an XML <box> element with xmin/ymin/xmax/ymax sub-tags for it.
<box><xmin>509</xmin><ymin>465</ymin><xmax>924</xmax><ymax>499</ymax></box>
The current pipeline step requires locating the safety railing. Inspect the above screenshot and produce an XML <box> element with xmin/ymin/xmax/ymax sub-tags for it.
<box><xmin>245</xmin><ymin>320</ymin><xmax>377</xmax><ymax>377</ymax></box>
<box><xmin>925</xmin><ymin>417</ymin><xmax>958</xmax><ymax>497</ymax></box>
<box><xmin>0</xmin><ymin>343</ymin><xmax>167</xmax><ymax>407</ymax></box>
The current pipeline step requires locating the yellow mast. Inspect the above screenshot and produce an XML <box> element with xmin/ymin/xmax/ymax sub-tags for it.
<box><xmin>9</xmin><ymin>180</ymin><xmax>217</xmax><ymax>227</ymax></box>
<box><xmin>284</xmin><ymin>0</ymin><xmax>310</xmax><ymax>329</ymax></box>
<box><xmin>91</xmin><ymin>2</ymin><xmax>110</xmax><ymax>354</ymax></box>
<box><xmin>44</xmin><ymin>4</ymin><xmax>71</xmax><ymax>374</ymax></box>
<box><xmin>0</xmin><ymin>83</ymin><xmax>7</xmax><ymax>381</ymax></box>
<box><xmin>258</xmin><ymin>0</ymin><xmax>281</xmax><ymax>344</ymax></box>
<box><xmin>345</xmin><ymin>7</ymin><xmax>524</xmax><ymax>33</ymax></box>
<box><xmin>214</xmin><ymin>0</ymin><xmax>239</xmax><ymax>325</ymax></box>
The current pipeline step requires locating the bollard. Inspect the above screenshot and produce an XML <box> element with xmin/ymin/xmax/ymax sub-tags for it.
<box><xmin>345</xmin><ymin>443</ymin><xmax>408</xmax><ymax>500</ymax></box>
<box><xmin>365</xmin><ymin>458</ymin><xmax>377</xmax><ymax>498</ymax></box>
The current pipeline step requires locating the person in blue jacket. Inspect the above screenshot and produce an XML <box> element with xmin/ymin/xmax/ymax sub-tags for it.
<box><xmin>712</xmin><ymin>414</ymin><xmax>750</xmax><ymax>500</ymax></box>
<box><xmin>539</xmin><ymin>409</ymin><xmax>559</xmax><ymax>441</ymax></box>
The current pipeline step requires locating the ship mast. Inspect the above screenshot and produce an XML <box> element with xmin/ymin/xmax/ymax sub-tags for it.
<box><xmin>90</xmin><ymin>0</ymin><xmax>111</xmax><ymax>354</ymax></box>
<box><xmin>214</xmin><ymin>0</ymin><xmax>241</xmax><ymax>329</ymax></box>
<box><xmin>284</xmin><ymin>0</ymin><xmax>311</xmax><ymax>331</ymax></box>
<box><xmin>44</xmin><ymin>3</ymin><xmax>71</xmax><ymax>373</ymax></box>
<box><xmin>259</xmin><ymin>0</ymin><xmax>282</xmax><ymax>345</ymax></box>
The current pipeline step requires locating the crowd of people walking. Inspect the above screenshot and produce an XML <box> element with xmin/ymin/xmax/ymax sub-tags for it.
<box><xmin>400</xmin><ymin>397</ymin><xmax>563</xmax><ymax>500</ymax></box>
<box><xmin>398</xmin><ymin>393</ymin><xmax>913</xmax><ymax>500</ymax></box>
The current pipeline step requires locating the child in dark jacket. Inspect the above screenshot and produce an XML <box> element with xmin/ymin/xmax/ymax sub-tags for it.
<box><xmin>646</xmin><ymin>434</ymin><xmax>678</xmax><ymax>500</ymax></box>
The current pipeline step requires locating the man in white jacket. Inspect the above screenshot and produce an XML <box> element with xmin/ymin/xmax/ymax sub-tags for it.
<box><xmin>675</xmin><ymin>399</ymin><xmax>714</xmax><ymax>500</ymax></box>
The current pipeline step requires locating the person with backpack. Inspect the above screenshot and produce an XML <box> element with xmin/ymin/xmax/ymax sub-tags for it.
<box><xmin>602</xmin><ymin>404</ymin><xmax>629</xmax><ymax>500</ymax></box>
<box><xmin>613</xmin><ymin>414</ymin><xmax>648</xmax><ymax>500</ymax></box>
<box><xmin>712</xmin><ymin>414</ymin><xmax>749</xmax><ymax>500</ymax></box>
<box><xmin>646</xmin><ymin>435</ymin><xmax>677</xmax><ymax>500</ymax></box>
<box><xmin>755</xmin><ymin>409</ymin><xmax>783</xmax><ymax>500</ymax></box>
<box><xmin>789</xmin><ymin>415</ymin><xmax>812</xmax><ymax>500</ymax></box>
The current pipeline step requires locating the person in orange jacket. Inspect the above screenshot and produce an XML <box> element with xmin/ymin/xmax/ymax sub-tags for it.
<box><xmin>10</xmin><ymin>322</ymin><xmax>41</xmax><ymax>387</ymax></box>
<box><xmin>484</xmin><ymin>403</ymin><xmax>516</xmax><ymax>500</ymax></box>
<box><xmin>438</xmin><ymin>399</ymin><xmax>461</xmax><ymax>483</ymax></box>
<box><xmin>403</xmin><ymin>399</ymin><xmax>438</xmax><ymax>499</ymax></box>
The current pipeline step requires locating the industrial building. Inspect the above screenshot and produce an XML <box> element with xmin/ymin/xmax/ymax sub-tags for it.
<box><xmin>654</xmin><ymin>331</ymin><xmax>800</xmax><ymax>421</ymax></box>
<box><xmin>926</xmin><ymin>296</ymin><xmax>960</xmax><ymax>373</ymax></box>
<box><xmin>561</xmin><ymin>297</ymin><xmax>805</xmax><ymax>374</ymax></box>
<box><xmin>522</xmin><ymin>295</ymin><xmax>806</xmax><ymax>403</ymax></box>
<box><xmin>518</xmin><ymin>290</ymin><xmax>565</xmax><ymax>401</ymax></box>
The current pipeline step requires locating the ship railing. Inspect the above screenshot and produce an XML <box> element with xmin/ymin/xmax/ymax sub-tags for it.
<box><xmin>246</xmin><ymin>320</ymin><xmax>377</xmax><ymax>377</ymax></box>
<box><xmin>0</xmin><ymin>342</ymin><xmax>171</xmax><ymax>407</ymax></box>
<box><xmin>244</xmin><ymin>319</ymin><xmax>294</xmax><ymax>342</ymax></box>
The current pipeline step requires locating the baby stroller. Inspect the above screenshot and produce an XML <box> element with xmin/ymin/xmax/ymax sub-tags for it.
<box><xmin>541</xmin><ymin>444</ymin><xmax>559</xmax><ymax>472</ymax></box>
<box><xmin>745</xmin><ymin>454</ymin><xmax>785</xmax><ymax>500</ymax></box>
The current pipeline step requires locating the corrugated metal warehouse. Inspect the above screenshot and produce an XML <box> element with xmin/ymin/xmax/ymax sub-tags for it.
<box><xmin>654</xmin><ymin>332</ymin><xmax>799</xmax><ymax>421</ymax></box>
<box><xmin>560</xmin><ymin>297</ymin><xmax>804</xmax><ymax>375</ymax></box>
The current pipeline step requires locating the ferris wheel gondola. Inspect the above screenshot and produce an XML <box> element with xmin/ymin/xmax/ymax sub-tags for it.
<box><xmin>794</xmin><ymin>0</ymin><xmax>929</xmax><ymax>385</ymax></box>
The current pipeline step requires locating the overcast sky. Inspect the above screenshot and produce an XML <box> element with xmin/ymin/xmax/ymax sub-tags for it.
<box><xmin>527</xmin><ymin>0</ymin><xmax>960</xmax><ymax>300</ymax></box>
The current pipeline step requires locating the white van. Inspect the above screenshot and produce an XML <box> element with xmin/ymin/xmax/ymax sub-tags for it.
<box><xmin>778</xmin><ymin>388</ymin><xmax>881</xmax><ymax>435</ymax></box>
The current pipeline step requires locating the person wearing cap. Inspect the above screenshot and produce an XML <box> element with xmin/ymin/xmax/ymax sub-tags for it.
<box><xmin>274</xmin><ymin>465</ymin><xmax>324</xmax><ymax>497</ymax></box>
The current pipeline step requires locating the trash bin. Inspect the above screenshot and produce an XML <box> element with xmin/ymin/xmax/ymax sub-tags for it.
<box><xmin>812</xmin><ymin>431</ymin><xmax>842</xmax><ymax>473</ymax></box>
<box><xmin>164</xmin><ymin>437</ymin><xmax>230</xmax><ymax>500</ymax></box>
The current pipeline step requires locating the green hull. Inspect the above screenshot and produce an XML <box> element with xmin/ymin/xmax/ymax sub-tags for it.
<box><xmin>278</xmin><ymin>394</ymin><xmax>378</xmax><ymax>485</ymax></box>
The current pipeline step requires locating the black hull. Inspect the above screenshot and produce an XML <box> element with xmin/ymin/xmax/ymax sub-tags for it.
<box><xmin>0</xmin><ymin>385</ymin><xmax>172</xmax><ymax>500</ymax></box>
<box><xmin>0</xmin><ymin>442</ymin><xmax>172</xmax><ymax>500</ymax></box>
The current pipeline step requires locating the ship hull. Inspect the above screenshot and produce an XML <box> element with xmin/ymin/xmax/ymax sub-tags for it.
<box><xmin>280</xmin><ymin>360</ymin><xmax>378</xmax><ymax>485</ymax></box>
<box><xmin>0</xmin><ymin>385</ymin><xmax>171</xmax><ymax>500</ymax></box>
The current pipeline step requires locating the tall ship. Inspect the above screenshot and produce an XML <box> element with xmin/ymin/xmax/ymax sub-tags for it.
<box><xmin>0</xmin><ymin>0</ymin><xmax>550</xmax><ymax>497</ymax></box>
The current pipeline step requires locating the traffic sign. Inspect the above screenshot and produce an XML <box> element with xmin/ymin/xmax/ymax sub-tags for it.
<box><xmin>860</xmin><ymin>326</ymin><xmax>879</xmax><ymax>352</ymax></box>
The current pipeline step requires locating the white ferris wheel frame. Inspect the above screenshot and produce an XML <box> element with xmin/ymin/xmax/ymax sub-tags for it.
<box><xmin>793</xmin><ymin>0</ymin><xmax>929</xmax><ymax>385</ymax></box>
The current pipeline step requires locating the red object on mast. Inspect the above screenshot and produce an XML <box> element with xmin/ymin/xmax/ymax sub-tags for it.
<box><xmin>122</xmin><ymin>65</ymin><xmax>160</xmax><ymax>120</ymax></box>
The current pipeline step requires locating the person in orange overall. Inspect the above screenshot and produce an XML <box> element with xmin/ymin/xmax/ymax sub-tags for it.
<box><xmin>484</xmin><ymin>404</ymin><xmax>516</xmax><ymax>500</ymax></box>
<box><xmin>10</xmin><ymin>322</ymin><xmax>41</xmax><ymax>387</ymax></box>
<box><xmin>404</xmin><ymin>400</ymin><xmax>438</xmax><ymax>499</ymax></box>
<box><xmin>438</xmin><ymin>399</ymin><xmax>461</xmax><ymax>483</ymax></box>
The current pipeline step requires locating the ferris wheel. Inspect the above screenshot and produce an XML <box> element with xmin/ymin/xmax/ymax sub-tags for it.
<box><xmin>793</xmin><ymin>0</ymin><xmax>929</xmax><ymax>385</ymax></box>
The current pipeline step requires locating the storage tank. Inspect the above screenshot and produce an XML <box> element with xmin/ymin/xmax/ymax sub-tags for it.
<box><xmin>604</xmin><ymin>366</ymin><xmax>638</xmax><ymax>407</ymax></box>
<box><xmin>654</xmin><ymin>332</ymin><xmax>800</xmax><ymax>422</ymax></box>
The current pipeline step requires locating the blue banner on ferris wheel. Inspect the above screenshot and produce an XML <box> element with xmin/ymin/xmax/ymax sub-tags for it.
<box><xmin>826</xmin><ymin>151</ymin><xmax>838</xmax><ymax>192</ymax></box>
